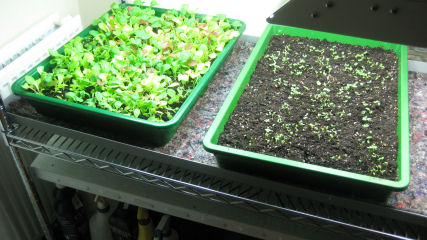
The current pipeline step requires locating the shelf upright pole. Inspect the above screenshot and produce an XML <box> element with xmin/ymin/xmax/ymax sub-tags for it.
<box><xmin>0</xmin><ymin>98</ymin><xmax>53</xmax><ymax>240</ymax></box>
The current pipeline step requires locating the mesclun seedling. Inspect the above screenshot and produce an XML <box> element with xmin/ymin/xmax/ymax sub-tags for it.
<box><xmin>218</xmin><ymin>32</ymin><xmax>400</xmax><ymax>181</ymax></box>
<box><xmin>22</xmin><ymin>0</ymin><xmax>241</xmax><ymax>122</ymax></box>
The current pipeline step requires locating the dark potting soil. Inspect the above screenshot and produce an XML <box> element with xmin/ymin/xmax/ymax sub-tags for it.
<box><xmin>219</xmin><ymin>35</ymin><xmax>399</xmax><ymax>180</ymax></box>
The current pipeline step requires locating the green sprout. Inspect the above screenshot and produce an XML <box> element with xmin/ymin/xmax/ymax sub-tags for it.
<box><xmin>22</xmin><ymin>1</ymin><xmax>241</xmax><ymax>122</ymax></box>
<box><xmin>367</xmin><ymin>144</ymin><xmax>378</xmax><ymax>151</ymax></box>
<box><xmin>373</xmin><ymin>100</ymin><xmax>381</xmax><ymax>106</ymax></box>
<box><xmin>362</xmin><ymin>116</ymin><xmax>372</xmax><ymax>122</ymax></box>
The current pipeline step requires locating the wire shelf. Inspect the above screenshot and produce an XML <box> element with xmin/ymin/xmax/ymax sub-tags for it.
<box><xmin>6</xmin><ymin>113</ymin><xmax>427</xmax><ymax>240</ymax></box>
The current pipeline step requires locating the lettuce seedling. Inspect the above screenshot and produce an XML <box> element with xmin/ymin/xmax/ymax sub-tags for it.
<box><xmin>23</xmin><ymin>0</ymin><xmax>241</xmax><ymax>122</ymax></box>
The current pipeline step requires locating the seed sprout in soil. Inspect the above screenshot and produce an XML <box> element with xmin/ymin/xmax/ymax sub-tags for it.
<box><xmin>22</xmin><ymin>0</ymin><xmax>241</xmax><ymax>122</ymax></box>
<box><xmin>219</xmin><ymin>34</ymin><xmax>399</xmax><ymax>180</ymax></box>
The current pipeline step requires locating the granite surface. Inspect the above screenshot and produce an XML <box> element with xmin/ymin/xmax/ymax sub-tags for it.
<box><xmin>408</xmin><ymin>46</ymin><xmax>427</xmax><ymax>62</ymax></box>
<box><xmin>388</xmin><ymin>72</ymin><xmax>427</xmax><ymax>215</ymax></box>
<box><xmin>8</xmin><ymin>40</ymin><xmax>426</xmax><ymax>215</ymax></box>
<box><xmin>157</xmin><ymin>41</ymin><xmax>427</xmax><ymax>215</ymax></box>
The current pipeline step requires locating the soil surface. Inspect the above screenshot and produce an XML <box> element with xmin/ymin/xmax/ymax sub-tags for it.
<box><xmin>219</xmin><ymin>35</ymin><xmax>399</xmax><ymax>180</ymax></box>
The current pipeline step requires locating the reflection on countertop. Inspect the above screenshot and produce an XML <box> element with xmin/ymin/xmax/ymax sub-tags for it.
<box><xmin>409</xmin><ymin>46</ymin><xmax>427</xmax><ymax>62</ymax></box>
<box><xmin>7</xmin><ymin>39</ymin><xmax>426</xmax><ymax>216</ymax></box>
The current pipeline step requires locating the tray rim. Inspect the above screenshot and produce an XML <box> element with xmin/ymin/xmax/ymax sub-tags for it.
<box><xmin>203</xmin><ymin>24</ymin><xmax>410</xmax><ymax>191</ymax></box>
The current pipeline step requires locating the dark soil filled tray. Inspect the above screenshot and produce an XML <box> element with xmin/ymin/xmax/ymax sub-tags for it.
<box><xmin>204</xmin><ymin>24</ymin><xmax>409</xmax><ymax>192</ymax></box>
<box><xmin>220</xmin><ymin>34</ymin><xmax>399</xmax><ymax>179</ymax></box>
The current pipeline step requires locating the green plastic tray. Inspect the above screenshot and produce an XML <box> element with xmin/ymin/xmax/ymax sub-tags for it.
<box><xmin>203</xmin><ymin>24</ymin><xmax>410</xmax><ymax>192</ymax></box>
<box><xmin>12</xmin><ymin>4</ymin><xmax>245</xmax><ymax>146</ymax></box>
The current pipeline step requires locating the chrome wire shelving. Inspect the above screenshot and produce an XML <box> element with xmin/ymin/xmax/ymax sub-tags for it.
<box><xmin>5</xmin><ymin>112</ymin><xmax>427</xmax><ymax>240</ymax></box>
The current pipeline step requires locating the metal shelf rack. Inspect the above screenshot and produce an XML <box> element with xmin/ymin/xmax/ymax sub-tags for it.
<box><xmin>4</xmin><ymin>111</ymin><xmax>427</xmax><ymax>240</ymax></box>
<box><xmin>1</xmin><ymin>1</ymin><xmax>426</xmax><ymax>239</ymax></box>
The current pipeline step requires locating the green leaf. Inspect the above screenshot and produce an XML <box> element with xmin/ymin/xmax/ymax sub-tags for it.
<box><xmin>85</xmin><ymin>98</ymin><xmax>96</xmax><ymax>107</ymax></box>
<box><xmin>151</xmin><ymin>22</ymin><xmax>162</xmax><ymax>28</ymax></box>
<box><xmin>92</xmin><ymin>13</ymin><xmax>108</xmax><ymax>26</ymax></box>
<box><xmin>216</xmin><ymin>14</ymin><xmax>226</xmax><ymax>20</ymax></box>
<box><xmin>160</xmin><ymin>63</ymin><xmax>171</xmax><ymax>73</ymax></box>
<box><xmin>135</xmin><ymin>29</ymin><xmax>151</xmax><ymax>40</ymax></box>
<box><xmin>181</xmin><ymin>4</ymin><xmax>189</xmax><ymax>16</ymax></box>
<box><xmin>231</xmin><ymin>20</ymin><xmax>243</xmax><ymax>29</ymax></box>
<box><xmin>65</xmin><ymin>92</ymin><xmax>83</xmax><ymax>102</ymax></box>
<box><xmin>134</xmin><ymin>0</ymin><xmax>144</xmax><ymax>7</ymax></box>
<box><xmin>110</xmin><ymin>2</ymin><xmax>120</xmax><ymax>10</ymax></box>
<box><xmin>134</xmin><ymin>108</ymin><xmax>141</xmax><ymax>118</ymax></box>
<box><xmin>110</xmin><ymin>46</ymin><xmax>120</xmax><ymax>56</ymax></box>
<box><xmin>89</xmin><ymin>30</ymin><xmax>100</xmax><ymax>37</ymax></box>
<box><xmin>130</xmin><ymin>38</ymin><xmax>142</xmax><ymax>45</ymax></box>
<box><xmin>186</xmin><ymin>18</ymin><xmax>196</xmax><ymax>27</ymax></box>
<box><xmin>43</xmin><ymin>73</ymin><xmax>55</xmax><ymax>87</ymax></box>
<box><xmin>178</xmin><ymin>51</ymin><xmax>193</xmax><ymax>63</ymax></box>
<box><xmin>22</xmin><ymin>83</ymin><xmax>30</xmax><ymax>90</ymax></box>
<box><xmin>166</xmin><ymin>112</ymin><xmax>173</xmax><ymax>120</ymax></box>
<box><xmin>148</xmin><ymin>16</ymin><xmax>159</xmax><ymax>24</ymax></box>
<box><xmin>114</xmin><ymin>101</ymin><xmax>122</xmax><ymax>109</ymax></box>
<box><xmin>24</xmin><ymin>75</ymin><xmax>35</xmax><ymax>85</ymax></box>
<box><xmin>48</xmin><ymin>49</ymin><xmax>60</xmax><ymax>57</ymax></box>
<box><xmin>37</xmin><ymin>66</ymin><xmax>44</xmax><ymax>75</ymax></box>
<box><xmin>167</xmin><ymin>89</ymin><xmax>176</xmax><ymax>98</ymax></box>
<box><xmin>150</xmin><ymin>0</ymin><xmax>158</xmax><ymax>7</ymax></box>
<box><xmin>95</xmin><ymin>92</ymin><xmax>104</xmax><ymax>102</ymax></box>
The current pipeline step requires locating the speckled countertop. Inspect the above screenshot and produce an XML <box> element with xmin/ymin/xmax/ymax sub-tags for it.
<box><xmin>157</xmin><ymin>40</ymin><xmax>427</xmax><ymax>215</ymax></box>
<box><xmin>152</xmin><ymin>40</ymin><xmax>254</xmax><ymax>164</ymax></box>
<box><xmin>389</xmin><ymin>71</ymin><xmax>427</xmax><ymax>215</ymax></box>
<box><xmin>9</xmin><ymin>40</ymin><xmax>426</xmax><ymax>216</ymax></box>
<box><xmin>408</xmin><ymin>46</ymin><xmax>427</xmax><ymax>62</ymax></box>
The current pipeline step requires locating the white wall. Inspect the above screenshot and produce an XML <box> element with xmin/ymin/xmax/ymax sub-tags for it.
<box><xmin>78</xmin><ymin>0</ymin><xmax>289</xmax><ymax>37</ymax></box>
<box><xmin>0</xmin><ymin>0</ymin><xmax>79</xmax><ymax>47</ymax></box>
<box><xmin>77</xmin><ymin>0</ymin><xmax>115</xmax><ymax>28</ymax></box>
<box><xmin>0</xmin><ymin>0</ymin><xmax>289</xmax><ymax>47</ymax></box>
